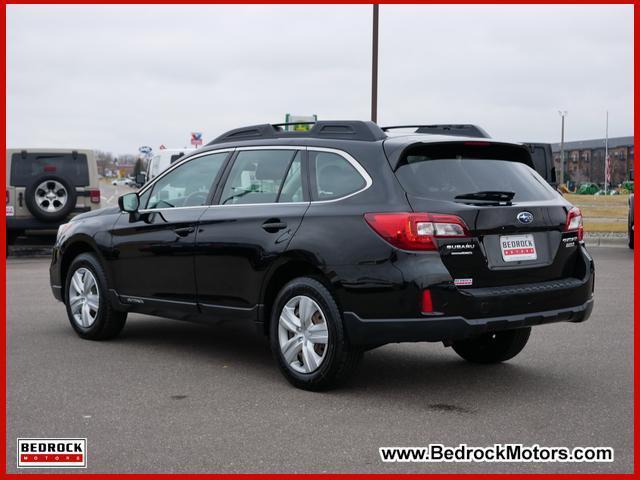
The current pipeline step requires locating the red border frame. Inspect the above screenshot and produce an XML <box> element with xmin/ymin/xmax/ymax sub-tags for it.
<box><xmin>1</xmin><ymin>2</ymin><xmax>637</xmax><ymax>478</ymax></box>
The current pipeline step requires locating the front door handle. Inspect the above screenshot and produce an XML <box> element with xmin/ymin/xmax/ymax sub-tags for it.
<box><xmin>173</xmin><ymin>226</ymin><xmax>195</xmax><ymax>237</ymax></box>
<box><xmin>262</xmin><ymin>219</ymin><xmax>287</xmax><ymax>233</ymax></box>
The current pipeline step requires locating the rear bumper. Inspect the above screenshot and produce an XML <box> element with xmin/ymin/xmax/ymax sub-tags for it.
<box><xmin>7</xmin><ymin>209</ymin><xmax>91</xmax><ymax>231</ymax></box>
<box><xmin>344</xmin><ymin>298</ymin><xmax>593</xmax><ymax>346</ymax></box>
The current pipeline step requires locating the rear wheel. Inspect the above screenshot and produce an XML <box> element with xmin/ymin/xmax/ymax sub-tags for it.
<box><xmin>452</xmin><ymin>327</ymin><xmax>531</xmax><ymax>364</ymax></box>
<box><xmin>64</xmin><ymin>253</ymin><xmax>127</xmax><ymax>340</ymax></box>
<box><xmin>270</xmin><ymin>277</ymin><xmax>362</xmax><ymax>390</ymax></box>
<box><xmin>629</xmin><ymin>224</ymin><xmax>634</xmax><ymax>249</ymax></box>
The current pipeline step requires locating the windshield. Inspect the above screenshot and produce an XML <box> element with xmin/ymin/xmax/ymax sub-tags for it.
<box><xmin>395</xmin><ymin>157</ymin><xmax>557</xmax><ymax>203</ymax></box>
<box><xmin>11</xmin><ymin>152</ymin><xmax>89</xmax><ymax>186</ymax></box>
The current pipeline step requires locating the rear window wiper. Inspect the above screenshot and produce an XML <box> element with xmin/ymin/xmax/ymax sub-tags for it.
<box><xmin>454</xmin><ymin>190</ymin><xmax>515</xmax><ymax>205</ymax></box>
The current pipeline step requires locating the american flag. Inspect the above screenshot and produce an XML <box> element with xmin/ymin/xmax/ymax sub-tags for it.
<box><xmin>605</xmin><ymin>152</ymin><xmax>612</xmax><ymax>186</ymax></box>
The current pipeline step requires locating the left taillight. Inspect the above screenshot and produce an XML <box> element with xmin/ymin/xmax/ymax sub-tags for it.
<box><xmin>564</xmin><ymin>206</ymin><xmax>584</xmax><ymax>241</ymax></box>
<box><xmin>364</xmin><ymin>212</ymin><xmax>469</xmax><ymax>251</ymax></box>
<box><xmin>89</xmin><ymin>189</ymin><xmax>101</xmax><ymax>204</ymax></box>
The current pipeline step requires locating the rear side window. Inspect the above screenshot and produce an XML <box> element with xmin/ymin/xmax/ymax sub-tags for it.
<box><xmin>310</xmin><ymin>151</ymin><xmax>366</xmax><ymax>201</ymax></box>
<box><xmin>10</xmin><ymin>152</ymin><xmax>89</xmax><ymax>187</ymax></box>
<box><xmin>220</xmin><ymin>150</ymin><xmax>298</xmax><ymax>205</ymax></box>
<box><xmin>396</xmin><ymin>157</ymin><xmax>556</xmax><ymax>202</ymax></box>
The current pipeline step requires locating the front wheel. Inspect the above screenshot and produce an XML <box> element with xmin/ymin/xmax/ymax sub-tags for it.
<box><xmin>270</xmin><ymin>277</ymin><xmax>362</xmax><ymax>391</ymax></box>
<box><xmin>452</xmin><ymin>327</ymin><xmax>531</xmax><ymax>364</ymax></box>
<box><xmin>65</xmin><ymin>253</ymin><xmax>127</xmax><ymax>340</ymax></box>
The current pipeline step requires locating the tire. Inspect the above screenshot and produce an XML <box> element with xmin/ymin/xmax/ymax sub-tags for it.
<box><xmin>25</xmin><ymin>175</ymin><xmax>76</xmax><ymax>222</ymax></box>
<box><xmin>629</xmin><ymin>224</ymin><xmax>634</xmax><ymax>249</ymax></box>
<box><xmin>269</xmin><ymin>277</ymin><xmax>362</xmax><ymax>391</ymax></box>
<box><xmin>64</xmin><ymin>253</ymin><xmax>127</xmax><ymax>340</ymax></box>
<box><xmin>452</xmin><ymin>327</ymin><xmax>531</xmax><ymax>364</ymax></box>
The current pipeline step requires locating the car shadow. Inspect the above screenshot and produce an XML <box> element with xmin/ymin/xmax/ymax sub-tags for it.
<box><xmin>114</xmin><ymin>314</ymin><xmax>578</xmax><ymax>406</ymax></box>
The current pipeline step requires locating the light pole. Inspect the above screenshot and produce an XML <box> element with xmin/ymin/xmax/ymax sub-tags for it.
<box><xmin>371</xmin><ymin>4</ymin><xmax>379</xmax><ymax>123</ymax></box>
<box><xmin>558</xmin><ymin>110</ymin><xmax>568</xmax><ymax>185</ymax></box>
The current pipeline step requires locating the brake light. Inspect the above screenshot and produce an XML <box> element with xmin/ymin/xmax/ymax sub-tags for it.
<box><xmin>89</xmin><ymin>189</ymin><xmax>101</xmax><ymax>204</ymax></box>
<box><xmin>421</xmin><ymin>289</ymin><xmax>434</xmax><ymax>313</ymax></box>
<box><xmin>564</xmin><ymin>206</ymin><xmax>584</xmax><ymax>241</ymax></box>
<box><xmin>6</xmin><ymin>190</ymin><xmax>9</xmax><ymax>204</ymax></box>
<box><xmin>364</xmin><ymin>212</ymin><xmax>469</xmax><ymax>251</ymax></box>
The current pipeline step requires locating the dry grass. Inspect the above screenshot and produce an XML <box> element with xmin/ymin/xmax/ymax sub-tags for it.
<box><xmin>564</xmin><ymin>193</ymin><xmax>630</xmax><ymax>232</ymax></box>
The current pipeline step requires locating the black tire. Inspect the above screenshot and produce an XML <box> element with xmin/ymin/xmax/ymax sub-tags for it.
<box><xmin>629</xmin><ymin>224</ymin><xmax>634</xmax><ymax>249</ymax></box>
<box><xmin>269</xmin><ymin>277</ymin><xmax>362</xmax><ymax>391</ymax></box>
<box><xmin>452</xmin><ymin>327</ymin><xmax>531</xmax><ymax>364</ymax></box>
<box><xmin>25</xmin><ymin>175</ymin><xmax>76</xmax><ymax>222</ymax></box>
<box><xmin>64</xmin><ymin>253</ymin><xmax>127</xmax><ymax>340</ymax></box>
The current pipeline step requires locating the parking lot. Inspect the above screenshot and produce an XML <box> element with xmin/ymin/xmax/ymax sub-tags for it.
<box><xmin>5</xmin><ymin>246</ymin><xmax>633</xmax><ymax>474</ymax></box>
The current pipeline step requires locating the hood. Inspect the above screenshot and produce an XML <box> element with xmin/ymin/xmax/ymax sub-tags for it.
<box><xmin>71</xmin><ymin>206</ymin><xmax>120</xmax><ymax>222</ymax></box>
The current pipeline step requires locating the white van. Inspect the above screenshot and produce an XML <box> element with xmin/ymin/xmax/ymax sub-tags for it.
<box><xmin>145</xmin><ymin>148</ymin><xmax>194</xmax><ymax>183</ymax></box>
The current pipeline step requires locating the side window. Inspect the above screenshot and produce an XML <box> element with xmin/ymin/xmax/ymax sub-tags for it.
<box><xmin>145</xmin><ymin>152</ymin><xmax>226</xmax><ymax>209</ymax></box>
<box><xmin>220</xmin><ymin>150</ymin><xmax>297</xmax><ymax>205</ymax></box>
<box><xmin>310</xmin><ymin>151</ymin><xmax>366</xmax><ymax>201</ymax></box>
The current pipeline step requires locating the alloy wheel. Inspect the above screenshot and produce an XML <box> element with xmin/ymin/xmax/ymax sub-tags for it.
<box><xmin>278</xmin><ymin>295</ymin><xmax>329</xmax><ymax>374</ymax></box>
<box><xmin>68</xmin><ymin>268</ymin><xmax>100</xmax><ymax>328</ymax></box>
<box><xmin>35</xmin><ymin>180</ymin><xmax>68</xmax><ymax>213</ymax></box>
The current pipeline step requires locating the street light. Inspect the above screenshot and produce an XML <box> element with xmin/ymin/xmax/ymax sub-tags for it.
<box><xmin>558</xmin><ymin>110</ymin><xmax>568</xmax><ymax>185</ymax></box>
<box><xmin>371</xmin><ymin>4</ymin><xmax>379</xmax><ymax>123</ymax></box>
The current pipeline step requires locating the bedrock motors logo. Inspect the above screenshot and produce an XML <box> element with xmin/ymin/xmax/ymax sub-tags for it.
<box><xmin>17</xmin><ymin>438</ymin><xmax>87</xmax><ymax>468</ymax></box>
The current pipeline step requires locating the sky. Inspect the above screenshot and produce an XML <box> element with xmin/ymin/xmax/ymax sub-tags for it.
<box><xmin>6</xmin><ymin>4</ymin><xmax>634</xmax><ymax>156</ymax></box>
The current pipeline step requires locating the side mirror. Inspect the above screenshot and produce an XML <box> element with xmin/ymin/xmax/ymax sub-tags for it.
<box><xmin>136</xmin><ymin>173</ymin><xmax>146</xmax><ymax>186</ymax></box>
<box><xmin>118</xmin><ymin>192</ymin><xmax>140</xmax><ymax>213</ymax></box>
<box><xmin>550</xmin><ymin>167</ymin><xmax>557</xmax><ymax>184</ymax></box>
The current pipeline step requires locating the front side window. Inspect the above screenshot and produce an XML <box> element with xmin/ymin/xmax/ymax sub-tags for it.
<box><xmin>220</xmin><ymin>150</ymin><xmax>299</xmax><ymax>205</ymax></box>
<box><xmin>310</xmin><ymin>151</ymin><xmax>366</xmax><ymax>201</ymax></box>
<box><xmin>145</xmin><ymin>152</ymin><xmax>227</xmax><ymax>209</ymax></box>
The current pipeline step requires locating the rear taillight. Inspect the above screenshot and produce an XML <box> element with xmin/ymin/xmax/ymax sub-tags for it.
<box><xmin>6</xmin><ymin>189</ymin><xmax>9</xmax><ymax>204</ymax></box>
<box><xmin>564</xmin><ymin>206</ymin><xmax>584</xmax><ymax>241</ymax></box>
<box><xmin>364</xmin><ymin>212</ymin><xmax>469</xmax><ymax>251</ymax></box>
<box><xmin>89</xmin><ymin>189</ymin><xmax>101</xmax><ymax>204</ymax></box>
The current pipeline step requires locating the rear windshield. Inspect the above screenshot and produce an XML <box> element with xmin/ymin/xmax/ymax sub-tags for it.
<box><xmin>11</xmin><ymin>152</ymin><xmax>89</xmax><ymax>187</ymax></box>
<box><xmin>396</xmin><ymin>156</ymin><xmax>556</xmax><ymax>202</ymax></box>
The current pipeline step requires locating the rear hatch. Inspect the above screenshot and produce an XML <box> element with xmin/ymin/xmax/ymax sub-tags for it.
<box><xmin>392</xmin><ymin>141</ymin><xmax>582</xmax><ymax>288</ymax></box>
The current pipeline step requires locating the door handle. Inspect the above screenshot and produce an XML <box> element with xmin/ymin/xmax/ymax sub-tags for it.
<box><xmin>262</xmin><ymin>219</ymin><xmax>287</xmax><ymax>233</ymax></box>
<box><xmin>173</xmin><ymin>226</ymin><xmax>195</xmax><ymax>237</ymax></box>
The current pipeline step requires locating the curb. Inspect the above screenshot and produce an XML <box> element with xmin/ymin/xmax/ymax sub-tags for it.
<box><xmin>583</xmin><ymin>235</ymin><xmax>629</xmax><ymax>248</ymax></box>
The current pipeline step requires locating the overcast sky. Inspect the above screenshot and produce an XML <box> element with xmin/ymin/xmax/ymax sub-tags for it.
<box><xmin>7</xmin><ymin>4</ymin><xmax>633</xmax><ymax>155</ymax></box>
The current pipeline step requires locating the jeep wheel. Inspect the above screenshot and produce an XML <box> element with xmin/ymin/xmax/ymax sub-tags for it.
<box><xmin>452</xmin><ymin>327</ymin><xmax>531</xmax><ymax>364</ymax></box>
<box><xmin>65</xmin><ymin>253</ymin><xmax>127</xmax><ymax>340</ymax></box>
<box><xmin>25</xmin><ymin>175</ymin><xmax>76</xmax><ymax>222</ymax></box>
<box><xmin>270</xmin><ymin>277</ymin><xmax>362</xmax><ymax>390</ymax></box>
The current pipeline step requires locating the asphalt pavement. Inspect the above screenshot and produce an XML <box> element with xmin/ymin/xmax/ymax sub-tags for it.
<box><xmin>5</xmin><ymin>247</ymin><xmax>634</xmax><ymax>473</ymax></box>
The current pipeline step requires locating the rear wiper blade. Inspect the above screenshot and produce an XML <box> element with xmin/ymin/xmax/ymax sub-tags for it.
<box><xmin>454</xmin><ymin>191</ymin><xmax>515</xmax><ymax>204</ymax></box>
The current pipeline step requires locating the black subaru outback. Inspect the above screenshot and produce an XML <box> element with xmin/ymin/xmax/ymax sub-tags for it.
<box><xmin>49</xmin><ymin>121</ymin><xmax>594</xmax><ymax>390</ymax></box>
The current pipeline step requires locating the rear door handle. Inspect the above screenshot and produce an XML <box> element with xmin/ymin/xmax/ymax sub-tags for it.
<box><xmin>173</xmin><ymin>226</ymin><xmax>195</xmax><ymax>237</ymax></box>
<box><xmin>262</xmin><ymin>219</ymin><xmax>287</xmax><ymax>233</ymax></box>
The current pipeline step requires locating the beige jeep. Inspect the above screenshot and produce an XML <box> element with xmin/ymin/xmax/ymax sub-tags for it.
<box><xmin>6</xmin><ymin>148</ymin><xmax>101</xmax><ymax>245</ymax></box>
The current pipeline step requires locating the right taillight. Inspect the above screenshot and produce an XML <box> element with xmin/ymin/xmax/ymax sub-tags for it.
<box><xmin>564</xmin><ymin>206</ymin><xmax>584</xmax><ymax>241</ymax></box>
<box><xmin>364</xmin><ymin>212</ymin><xmax>469</xmax><ymax>251</ymax></box>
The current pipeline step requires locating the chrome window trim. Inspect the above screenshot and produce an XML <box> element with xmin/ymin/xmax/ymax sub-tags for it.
<box><xmin>132</xmin><ymin>145</ymin><xmax>373</xmax><ymax>213</ymax></box>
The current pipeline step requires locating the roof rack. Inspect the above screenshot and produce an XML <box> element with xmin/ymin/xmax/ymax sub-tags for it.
<box><xmin>381</xmin><ymin>124</ymin><xmax>491</xmax><ymax>139</ymax></box>
<box><xmin>208</xmin><ymin>120</ymin><xmax>387</xmax><ymax>145</ymax></box>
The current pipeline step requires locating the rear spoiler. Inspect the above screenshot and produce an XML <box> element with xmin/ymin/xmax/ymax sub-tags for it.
<box><xmin>384</xmin><ymin>140</ymin><xmax>534</xmax><ymax>171</ymax></box>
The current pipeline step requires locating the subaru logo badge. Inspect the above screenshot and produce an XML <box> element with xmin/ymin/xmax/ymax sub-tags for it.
<box><xmin>517</xmin><ymin>211</ymin><xmax>534</xmax><ymax>224</ymax></box>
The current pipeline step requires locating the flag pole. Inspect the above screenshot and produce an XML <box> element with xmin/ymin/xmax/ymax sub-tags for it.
<box><xmin>604</xmin><ymin>111</ymin><xmax>609</xmax><ymax>195</ymax></box>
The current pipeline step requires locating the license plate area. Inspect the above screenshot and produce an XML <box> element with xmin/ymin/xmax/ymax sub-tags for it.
<box><xmin>500</xmin><ymin>234</ymin><xmax>537</xmax><ymax>262</ymax></box>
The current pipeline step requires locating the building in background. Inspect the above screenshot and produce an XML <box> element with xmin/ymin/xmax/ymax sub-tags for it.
<box><xmin>551</xmin><ymin>136</ymin><xmax>634</xmax><ymax>186</ymax></box>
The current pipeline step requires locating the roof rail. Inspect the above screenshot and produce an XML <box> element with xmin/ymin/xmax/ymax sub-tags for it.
<box><xmin>208</xmin><ymin>120</ymin><xmax>387</xmax><ymax>145</ymax></box>
<box><xmin>381</xmin><ymin>124</ymin><xmax>491</xmax><ymax>139</ymax></box>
